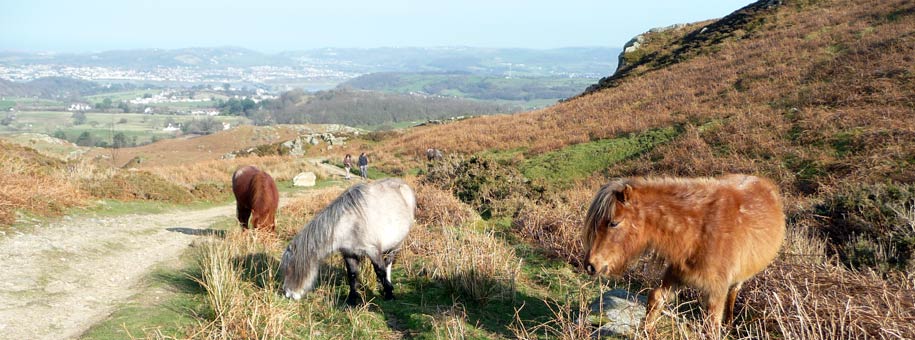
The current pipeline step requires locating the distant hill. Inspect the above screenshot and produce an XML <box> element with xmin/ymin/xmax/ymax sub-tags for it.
<box><xmin>0</xmin><ymin>77</ymin><xmax>101</xmax><ymax>98</ymax></box>
<box><xmin>281</xmin><ymin>47</ymin><xmax>620</xmax><ymax>77</ymax></box>
<box><xmin>258</xmin><ymin>88</ymin><xmax>516</xmax><ymax>128</ymax></box>
<box><xmin>1</xmin><ymin>47</ymin><xmax>619</xmax><ymax>77</ymax></box>
<box><xmin>0</xmin><ymin>47</ymin><xmax>288</xmax><ymax>70</ymax></box>
<box><xmin>338</xmin><ymin>72</ymin><xmax>596</xmax><ymax>103</ymax></box>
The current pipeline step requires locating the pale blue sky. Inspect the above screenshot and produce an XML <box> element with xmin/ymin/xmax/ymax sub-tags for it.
<box><xmin>1</xmin><ymin>0</ymin><xmax>753</xmax><ymax>52</ymax></box>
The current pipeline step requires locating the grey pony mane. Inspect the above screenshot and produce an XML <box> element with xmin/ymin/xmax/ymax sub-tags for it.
<box><xmin>284</xmin><ymin>183</ymin><xmax>368</xmax><ymax>292</ymax></box>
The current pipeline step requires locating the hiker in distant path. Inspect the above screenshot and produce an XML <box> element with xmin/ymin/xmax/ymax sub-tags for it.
<box><xmin>343</xmin><ymin>154</ymin><xmax>353</xmax><ymax>180</ymax></box>
<box><xmin>358</xmin><ymin>152</ymin><xmax>369</xmax><ymax>180</ymax></box>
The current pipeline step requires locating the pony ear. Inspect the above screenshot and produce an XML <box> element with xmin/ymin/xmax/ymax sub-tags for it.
<box><xmin>615</xmin><ymin>184</ymin><xmax>633</xmax><ymax>206</ymax></box>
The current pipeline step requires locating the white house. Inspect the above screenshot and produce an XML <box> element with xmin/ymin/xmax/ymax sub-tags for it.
<box><xmin>163</xmin><ymin>123</ymin><xmax>181</xmax><ymax>132</ymax></box>
<box><xmin>67</xmin><ymin>103</ymin><xmax>92</xmax><ymax>111</ymax></box>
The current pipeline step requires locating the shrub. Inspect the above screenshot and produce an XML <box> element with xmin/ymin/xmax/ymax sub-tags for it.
<box><xmin>191</xmin><ymin>181</ymin><xmax>230</xmax><ymax>201</ymax></box>
<box><xmin>83</xmin><ymin>171</ymin><xmax>194</xmax><ymax>203</ymax></box>
<box><xmin>815</xmin><ymin>183</ymin><xmax>915</xmax><ymax>274</ymax></box>
<box><xmin>0</xmin><ymin>141</ymin><xmax>84</xmax><ymax>225</ymax></box>
<box><xmin>422</xmin><ymin>155</ymin><xmax>540</xmax><ymax>218</ymax></box>
<box><xmin>513</xmin><ymin>187</ymin><xmax>593</xmax><ymax>266</ymax></box>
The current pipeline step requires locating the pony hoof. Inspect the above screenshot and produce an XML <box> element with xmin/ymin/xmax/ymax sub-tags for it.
<box><xmin>345</xmin><ymin>294</ymin><xmax>362</xmax><ymax>306</ymax></box>
<box><xmin>383</xmin><ymin>293</ymin><xmax>395</xmax><ymax>301</ymax></box>
<box><xmin>285</xmin><ymin>291</ymin><xmax>302</xmax><ymax>300</ymax></box>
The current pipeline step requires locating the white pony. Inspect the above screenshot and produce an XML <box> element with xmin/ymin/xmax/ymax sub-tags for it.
<box><xmin>280</xmin><ymin>178</ymin><xmax>416</xmax><ymax>305</ymax></box>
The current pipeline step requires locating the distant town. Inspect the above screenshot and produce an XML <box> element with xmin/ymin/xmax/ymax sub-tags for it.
<box><xmin>0</xmin><ymin>64</ymin><xmax>358</xmax><ymax>85</ymax></box>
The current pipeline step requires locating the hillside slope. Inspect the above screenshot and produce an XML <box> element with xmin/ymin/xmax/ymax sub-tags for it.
<box><xmin>382</xmin><ymin>0</ymin><xmax>915</xmax><ymax>192</ymax></box>
<box><xmin>259</xmin><ymin>88</ymin><xmax>516</xmax><ymax>127</ymax></box>
<box><xmin>371</xmin><ymin>0</ymin><xmax>915</xmax><ymax>337</ymax></box>
<box><xmin>0</xmin><ymin>77</ymin><xmax>101</xmax><ymax>98</ymax></box>
<box><xmin>85</xmin><ymin>124</ymin><xmax>353</xmax><ymax>168</ymax></box>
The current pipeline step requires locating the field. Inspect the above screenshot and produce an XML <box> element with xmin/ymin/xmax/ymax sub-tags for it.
<box><xmin>85</xmin><ymin>89</ymin><xmax>227</xmax><ymax>108</ymax></box>
<box><xmin>0</xmin><ymin>96</ymin><xmax>65</xmax><ymax>110</ymax></box>
<box><xmin>0</xmin><ymin>111</ymin><xmax>249</xmax><ymax>145</ymax></box>
<box><xmin>85</xmin><ymin>89</ymin><xmax>160</xmax><ymax>104</ymax></box>
<box><xmin>341</xmin><ymin>72</ymin><xmax>598</xmax><ymax>108</ymax></box>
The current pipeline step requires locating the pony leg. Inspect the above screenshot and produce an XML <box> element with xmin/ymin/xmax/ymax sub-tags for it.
<box><xmin>645</xmin><ymin>269</ymin><xmax>678</xmax><ymax>331</ymax></box>
<box><xmin>343</xmin><ymin>254</ymin><xmax>362</xmax><ymax>306</ymax></box>
<box><xmin>369</xmin><ymin>251</ymin><xmax>396</xmax><ymax>300</ymax></box>
<box><xmin>256</xmin><ymin>210</ymin><xmax>276</xmax><ymax>232</ymax></box>
<box><xmin>703</xmin><ymin>290</ymin><xmax>728</xmax><ymax>338</ymax></box>
<box><xmin>723</xmin><ymin>282</ymin><xmax>743</xmax><ymax>326</ymax></box>
<box><xmin>237</xmin><ymin>205</ymin><xmax>251</xmax><ymax>229</ymax></box>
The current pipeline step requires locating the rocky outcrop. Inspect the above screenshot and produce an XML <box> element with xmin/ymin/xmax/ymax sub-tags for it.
<box><xmin>222</xmin><ymin>132</ymin><xmax>350</xmax><ymax>159</ymax></box>
<box><xmin>576</xmin><ymin>0</ymin><xmax>785</xmax><ymax>98</ymax></box>
<box><xmin>617</xmin><ymin>23</ymin><xmax>690</xmax><ymax>72</ymax></box>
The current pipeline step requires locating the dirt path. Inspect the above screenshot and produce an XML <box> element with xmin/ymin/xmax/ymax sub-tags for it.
<box><xmin>305</xmin><ymin>157</ymin><xmax>351</xmax><ymax>179</ymax></box>
<box><xmin>0</xmin><ymin>193</ymin><xmax>314</xmax><ymax>340</ymax></box>
<box><xmin>0</xmin><ymin>159</ymin><xmax>348</xmax><ymax>340</ymax></box>
<box><xmin>0</xmin><ymin>204</ymin><xmax>236</xmax><ymax>339</ymax></box>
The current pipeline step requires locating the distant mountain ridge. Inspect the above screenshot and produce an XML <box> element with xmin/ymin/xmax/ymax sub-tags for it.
<box><xmin>0</xmin><ymin>46</ymin><xmax>620</xmax><ymax>77</ymax></box>
<box><xmin>0</xmin><ymin>77</ymin><xmax>101</xmax><ymax>98</ymax></box>
<box><xmin>340</xmin><ymin>71</ymin><xmax>596</xmax><ymax>102</ymax></box>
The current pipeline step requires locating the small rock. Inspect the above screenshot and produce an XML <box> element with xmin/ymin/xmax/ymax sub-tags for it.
<box><xmin>585</xmin><ymin>289</ymin><xmax>647</xmax><ymax>337</ymax></box>
<box><xmin>293</xmin><ymin>172</ymin><xmax>316</xmax><ymax>187</ymax></box>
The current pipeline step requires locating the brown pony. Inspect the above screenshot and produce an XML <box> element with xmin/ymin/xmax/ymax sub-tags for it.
<box><xmin>583</xmin><ymin>175</ymin><xmax>785</xmax><ymax>330</ymax></box>
<box><xmin>232</xmin><ymin>166</ymin><xmax>279</xmax><ymax>232</ymax></box>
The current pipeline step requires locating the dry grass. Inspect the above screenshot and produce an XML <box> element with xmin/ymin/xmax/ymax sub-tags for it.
<box><xmin>0</xmin><ymin>140</ymin><xmax>322</xmax><ymax>225</ymax></box>
<box><xmin>509</xmin><ymin>284</ymin><xmax>594</xmax><ymax>340</ymax></box>
<box><xmin>743</xmin><ymin>260</ymin><xmax>915</xmax><ymax>340</ymax></box>
<box><xmin>86</xmin><ymin>124</ymin><xmax>340</xmax><ymax>168</ymax></box>
<box><xmin>404</xmin><ymin>181</ymin><xmax>520</xmax><ymax>303</ymax></box>
<box><xmin>175</xmin><ymin>181</ymin><xmax>524</xmax><ymax>338</ymax></box>
<box><xmin>147</xmin><ymin>156</ymin><xmax>328</xmax><ymax>192</ymax></box>
<box><xmin>513</xmin><ymin>185</ymin><xmax>594</xmax><ymax>267</ymax></box>
<box><xmin>188</xmin><ymin>232</ymin><xmax>296</xmax><ymax>339</ymax></box>
<box><xmin>0</xmin><ymin>141</ymin><xmax>85</xmax><ymax>224</ymax></box>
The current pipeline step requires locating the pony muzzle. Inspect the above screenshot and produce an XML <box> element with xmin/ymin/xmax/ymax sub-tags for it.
<box><xmin>585</xmin><ymin>263</ymin><xmax>596</xmax><ymax>275</ymax></box>
<box><xmin>285</xmin><ymin>289</ymin><xmax>303</xmax><ymax>300</ymax></box>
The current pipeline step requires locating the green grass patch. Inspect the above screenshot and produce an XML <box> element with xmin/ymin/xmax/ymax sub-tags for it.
<box><xmin>0</xmin><ymin>97</ymin><xmax>65</xmax><ymax>110</ymax></box>
<box><xmin>479</xmin><ymin>147</ymin><xmax>528</xmax><ymax>164</ymax></box>
<box><xmin>71</xmin><ymin>198</ymin><xmax>228</xmax><ymax>217</ymax></box>
<box><xmin>521</xmin><ymin>126</ymin><xmax>681</xmax><ymax>188</ymax></box>
<box><xmin>85</xmin><ymin>90</ymin><xmax>159</xmax><ymax>104</ymax></box>
<box><xmin>277</xmin><ymin>177</ymin><xmax>346</xmax><ymax>193</ymax></box>
<box><xmin>80</xmin><ymin>267</ymin><xmax>206</xmax><ymax>339</ymax></box>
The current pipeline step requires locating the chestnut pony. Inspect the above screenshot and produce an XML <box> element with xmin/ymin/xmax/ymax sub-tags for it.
<box><xmin>231</xmin><ymin>166</ymin><xmax>279</xmax><ymax>232</ymax></box>
<box><xmin>583</xmin><ymin>175</ymin><xmax>785</xmax><ymax>330</ymax></box>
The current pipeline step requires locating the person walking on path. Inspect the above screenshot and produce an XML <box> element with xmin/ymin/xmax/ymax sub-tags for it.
<box><xmin>358</xmin><ymin>152</ymin><xmax>369</xmax><ymax>180</ymax></box>
<box><xmin>342</xmin><ymin>154</ymin><xmax>354</xmax><ymax>180</ymax></box>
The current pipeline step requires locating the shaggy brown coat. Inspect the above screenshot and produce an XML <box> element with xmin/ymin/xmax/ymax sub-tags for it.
<box><xmin>232</xmin><ymin>166</ymin><xmax>279</xmax><ymax>232</ymax></box>
<box><xmin>583</xmin><ymin>174</ymin><xmax>785</xmax><ymax>329</ymax></box>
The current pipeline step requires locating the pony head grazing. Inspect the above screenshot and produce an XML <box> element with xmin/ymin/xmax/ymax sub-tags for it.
<box><xmin>582</xmin><ymin>179</ymin><xmax>648</xmax><ymax>276</ymax></box>
<box><xmin>281</xmin><ymin>185</ymin><xmax>367</xmax><ymax>300</ymax></box>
